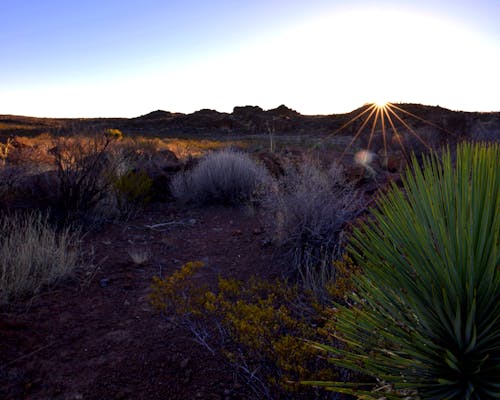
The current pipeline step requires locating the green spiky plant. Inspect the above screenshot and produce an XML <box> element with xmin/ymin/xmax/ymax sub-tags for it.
<box><xmin>306</xmin><ymin>142</ymin><xmax>499</xmax><ymax>399</ymax></box>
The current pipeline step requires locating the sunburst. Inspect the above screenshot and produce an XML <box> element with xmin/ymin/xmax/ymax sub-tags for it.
<box><xmin>331</xmin><ymin>102</ymin><xmax>456</xmax><ymax>170</ymax></box>
<box><xmin>373</xmin><ymin>101</ymin><xmax>388</xmax><ymax>109</ymax></box>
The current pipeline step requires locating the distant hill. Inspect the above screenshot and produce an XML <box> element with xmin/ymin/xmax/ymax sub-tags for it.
<box><xmin>1</xmin><ymin>104</ymin><xmax>499</xmax><ymax>142</ymax></box>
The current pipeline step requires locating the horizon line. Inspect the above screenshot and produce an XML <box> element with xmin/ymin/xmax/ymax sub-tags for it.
<box><xmin>3</xmin><ymin>102</ymin><xmax>500</xmax><ymax>120</ymax></box>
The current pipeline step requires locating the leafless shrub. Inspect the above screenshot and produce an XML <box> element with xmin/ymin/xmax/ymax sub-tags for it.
<box><xmin>0</xmin><ymin>211</ymin><xmax>81</xmax><ymax>303</ymax></box>
<box><xmin>170</xmin><ymin>148</ymin><xmax>271</xmax><ymax>205</ymax></box>
<box><xmin>264</xmin><ymin>157</ymin><xmax>363</xmax><ymax>295</ymax></box>
<box><xmin>50</xmin><ymin>133</ymin><xmax>128</xmax><ymax>222</ymax></box>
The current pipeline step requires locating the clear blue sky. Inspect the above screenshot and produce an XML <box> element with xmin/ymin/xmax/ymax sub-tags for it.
<box><xmin>1</xmin><ymin>0</ymin><xmax>499</xmax><ymax>117</ymax></box>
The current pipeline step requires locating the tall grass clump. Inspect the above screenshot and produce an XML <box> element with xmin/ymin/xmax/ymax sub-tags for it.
<box><xmin>308</xmin><ymin>142</ymin><xmax>500</xmax><ymax>399</ymax></box>
<box><xmin>170</xmin><ymin>148</ymin><xmax>271</xmax><ymax>205</ymax></box>
<box><xmin>264</xmin><ymin>158</ymin><xmax>362</xmax><ymax>294</ymax></box>
<box><xmin>0</xmin><ymin>212</ymin><xmax>81</xmax><ymax>303</ymax></box>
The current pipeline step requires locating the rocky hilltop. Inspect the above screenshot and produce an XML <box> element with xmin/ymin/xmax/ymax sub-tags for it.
<box><xmin>1</xmin><ymin>104</ymin><xmax>499</xmax><ymax>141</ymax></box>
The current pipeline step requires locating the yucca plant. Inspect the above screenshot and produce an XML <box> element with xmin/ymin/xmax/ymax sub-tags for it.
<box><xmin>306</xmin><ymin>142</ymin><xmax>500</xmax><ymax>399</ymax></box>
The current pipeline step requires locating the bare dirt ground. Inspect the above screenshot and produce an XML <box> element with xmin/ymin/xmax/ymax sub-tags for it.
<box><xmin>1</xmin><ymin>203</ymin><xmax>287</xmax><ymax>400</ymax></box>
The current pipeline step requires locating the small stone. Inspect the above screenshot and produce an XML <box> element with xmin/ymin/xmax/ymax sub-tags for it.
<box><xmin>183</xmin><ymin>368</ymin><xmax>192</xmax><ymax>383</ymax></box>
<box><xmin>180</xmin><ymin>357</ymin><xmax>190</xmax><ymax>369</ymax></box>
<box><xmin>261</xmin><ymin>238</ymin><xmax>272</xmax><ymax>247</ymax></box>
<box><xmin>99</xmin><ymin>278</ymin><xmax>110</xmax><ymax>288</ymax></box>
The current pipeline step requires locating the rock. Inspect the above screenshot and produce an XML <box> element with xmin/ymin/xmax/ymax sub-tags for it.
<box><xmin>180</xmin><ymin>357</ymin><xmax>190</xmax><ymax>369</ymax></box>
<box><xmin>345</xmin><ymin>164</ymin><xmax>367</xmax><ymax>184</ymax></box>
<box><xmin>183</xmin><ymin>368</ymin><xmax>192</xmax><ymax>383</ymax></box>
<box><xmin>266</xmin><ymin>104</ymin><xmax>300</xmax><ymax>118</ymax></box>
<box><xmin>385</xmin><ymin>151</ymin><xmax>407</xmax><ymax>172</ymax></box>
<box><xmin>99</xmin><ymin>278</ymin><xmax>110</xmax><ymax>288</ymax></box>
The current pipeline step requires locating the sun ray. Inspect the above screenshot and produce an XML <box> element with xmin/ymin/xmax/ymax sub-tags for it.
<box><xmin>380</xmin><ymin>105</ymin><xmax>388</xmax><ymax>162</ymax></box>
<box><xmin>326</xmin><ymin>103</ymin><xmax>377</xmax><ymax>139</ymax></box>
<box><xmin>389</xmin><ymin>103</ymin><xmax>457</xmax><ymax>138</ymax></box>
<box><xmin>323</xmin><ymin>100</ymin><xmax>458</xmax><ymax>171</ymax></box>
<box><xmin>382</xmin><ymin>106</ymin><xmax>410</xmax><ymax>162</ymax></box>
<box><xmin>340</xmin><ymin>105</ymin><xmax>379</xmax><ymax>160</ymax></box>
<box><xmin>385</xmin><ymin>105</ymin><xmax>432</xmax><ymax>150</ymax></box>
<box><xmin>366</xmin><ymin>105</ymin><xmax>381</xmax><ymax>152</ymax></box>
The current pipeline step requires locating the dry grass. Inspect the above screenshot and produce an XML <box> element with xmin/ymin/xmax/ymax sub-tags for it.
<box><xmin>0</xmin><ymin>212</ymin><xmax>81</xmax><ymax>303</ymax></box>
<box><xmin>162</xmin><ymin>138</ymin><xmax>243</xmax><ymax>159</ymax></box>
<box><xmin>127</xmin><ymin>248</ymin><xmax>151</xmax><ymax>266</ymax></box>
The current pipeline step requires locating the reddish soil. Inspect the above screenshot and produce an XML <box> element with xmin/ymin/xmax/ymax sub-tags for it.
<box><xmin>0</xmin><ymin>203</ymin><xmax>287</xmax><ymax>400</ymax></box>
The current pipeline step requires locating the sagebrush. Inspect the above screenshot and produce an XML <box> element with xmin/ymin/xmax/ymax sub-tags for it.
<box><xmin>170</xmin><ymin>148</ymin><xmax>271</xmax><ymax>205</ymax></box>
<box><xmin>264</xmin><ymin>157</ymin><xmax>362</xmax><ymax>296</ymax></box>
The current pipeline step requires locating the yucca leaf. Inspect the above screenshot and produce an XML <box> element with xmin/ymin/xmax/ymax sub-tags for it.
<box><xmin>306</xmin><ymin>143</ymin><xmax>500</xmax><ymax>399</ymax></box>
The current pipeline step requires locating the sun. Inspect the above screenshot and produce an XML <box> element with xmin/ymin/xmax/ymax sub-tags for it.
<box><xmin>373</xmin><ymin>100</ymin><xmax>388</xmax><ymax>108</ymax></box>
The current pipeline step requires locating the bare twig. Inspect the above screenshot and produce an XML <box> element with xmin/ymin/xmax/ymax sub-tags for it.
<box><xmin>6</xmin><ymin>343</ymin><xmax>54</xmax><ymax>366</ymax></box>
<box><xmin>143</xmin><ymin>219</ymin><xmax>196</xmax><ymax>231</ymax></box>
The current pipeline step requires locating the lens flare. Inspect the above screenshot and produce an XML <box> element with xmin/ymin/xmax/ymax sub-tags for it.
<box><xmin>354</xmin><ymin>150</ymin><xmax>375</xmax><ymax>166</ymax></box>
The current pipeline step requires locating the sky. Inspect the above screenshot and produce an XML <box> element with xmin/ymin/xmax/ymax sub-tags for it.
<box><xmin>1</xmin><ymin>0</ymin><xmax>499</xmax><ymax>117</ymax></box>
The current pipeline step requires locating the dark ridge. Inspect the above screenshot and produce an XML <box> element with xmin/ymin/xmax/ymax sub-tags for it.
<box><xmin>1</xmin><ymin>104</ymin><xmax>499</xmax><ymax>140</ymax></box>
<box><xmin>133</xmin><ymin>110</ymin><xmax>182</xmax><ymax>121</ymax></box>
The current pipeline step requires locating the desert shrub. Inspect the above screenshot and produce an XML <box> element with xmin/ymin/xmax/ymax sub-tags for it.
<box><xmin>150</xmin><ymin>261</ymin><xmax>345</xmax><ymax>399</ymax></box>
<box><xmin>0</xmin><ymin>211</ymin><xmax>81</xmax><ymax>303</ymax></box>
<box><xmin>0</xmin><ymin>165</ymin><xmax>27</xmax><ymax>210</ymax></box>
<box><xmin>0</xmin><ymin>138</ymin><xmax>13</xmax><ymax>166</ymax></box>
<box><xmin>308</xmin><ymin>143</ymin><xmax>500</xmax><ymax>399</ymax></box>
<box><xmin>264</xmin><ymin>157</ymin><xmax>363</xmax><ymax>296</ymax></box>
<box><xmin>104</xmin><ymin>128</ymin><xmax>123</xmax><ymax>141</ymax></box>
<box><xmin>112</xmin><ymin>170</ymin><xmax>153</xmax><ymax>216</ymax></box>
<box><xmin>50</xmin><ymin>133</ymin><xmax>123</xmax><ymax>222</ymax></box>
<box><xmin>170</xmin><ymin>148</ymin><xmax>271</xmax><ymax>205</ymax></box>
